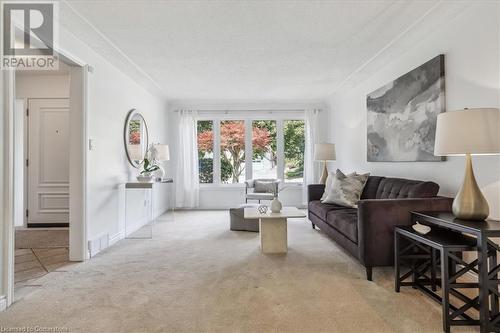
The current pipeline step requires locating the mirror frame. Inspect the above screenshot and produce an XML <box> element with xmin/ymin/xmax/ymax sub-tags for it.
<box><xmin>124</xmin><ymin>109</ymin><xmax>149</xmax><ymax>168</ymax></box>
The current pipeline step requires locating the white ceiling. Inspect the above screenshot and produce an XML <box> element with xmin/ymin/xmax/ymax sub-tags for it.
<box><xmin>60</xmin><ymin>0</ymin><xmax>471</xmax><ymax>101</ymax></box>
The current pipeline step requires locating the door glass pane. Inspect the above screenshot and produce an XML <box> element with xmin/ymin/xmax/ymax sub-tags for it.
<box><xmin>252</xmin><ymin>120</ymin><xmax>277</xmax><ymax>179</ymax></box>
<box><xmin>220</xmin><ymin>120</ymin><xmax>245</xmax><ymax>183</ymax></box>
<box><xmin>197</xmin><ymin>120</ymin><xmax>214</xmax><ymax>183</ymax></box>
<box><xmin>284</xmin><ymin>120</ymin><xmax>305</xmax><ymax>183</ymax></box>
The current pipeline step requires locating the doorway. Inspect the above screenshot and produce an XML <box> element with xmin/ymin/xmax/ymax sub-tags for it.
<box><xmin>7</xmin><ymin>55</ymin><xmax>88</xmax><ymax>304</ymax></box>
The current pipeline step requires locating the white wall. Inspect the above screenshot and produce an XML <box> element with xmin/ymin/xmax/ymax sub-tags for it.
<box><xmin>54</xmin><ymin>28</ymin><xmax>170</xmax><ymax>249</ymax></box>
<box><xmin>328</xmin><ymin>3</ymin><xmax>500</xmax><ymax>219</ymax></box>
<box><xmin>16</xmin><ymin>74</ymin><xmax>70</xmax><ymax>98</ymax></box>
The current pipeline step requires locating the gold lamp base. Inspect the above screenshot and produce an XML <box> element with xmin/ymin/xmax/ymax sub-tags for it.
<box><xmin>452</xmin><ymin>154</ymin><xmax>489</xmax><ymax>221</ymax></box>
<box><xmin>319</xmin><ymin>161</ymin><xmax>328</xmax><ymax>184</ymax></box>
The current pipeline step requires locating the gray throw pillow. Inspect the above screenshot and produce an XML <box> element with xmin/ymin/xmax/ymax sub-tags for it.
<box><xmin>321</xmin><ymin>170</ymin><xmax>370</xmax><ymax>208</ymax></box>
<box><xmin>321</xmin><ymin>170</ymin><xmax>355</xmax><ymax>201</ymax></box>
<box><xmin>254</xmin><ymin>180</ymin><xmax>276</xmax><ymax>193</ymax></box>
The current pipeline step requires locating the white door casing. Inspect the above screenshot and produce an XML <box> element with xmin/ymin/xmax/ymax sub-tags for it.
<box><xmin>14</xmin><ymin>99</ymin><xmax>25</xmax><ymax>227</ymax></box>
<box><xmin>28</xmin><ymin>98</ymin><xmax>70</xmax><ymax>225</ymax></box>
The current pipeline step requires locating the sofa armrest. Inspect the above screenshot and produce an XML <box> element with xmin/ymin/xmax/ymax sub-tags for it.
<box><xmin>308</xmin><ymin>184</ymin><xmax>325</xmax><ymax>202</ymax></box>
<box><xmin>357</xmin><ymin>197</ymin><xmax>453</xmax><ymax>267</ymax></box>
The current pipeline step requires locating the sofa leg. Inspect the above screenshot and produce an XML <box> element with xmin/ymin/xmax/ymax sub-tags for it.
<box><xmin>311</xmin><ymin>223</ymin><xmax>315</xmax><ymax>229</ymax></box>
<box><xmin>366</xmin><ymin>267</ymin><xmax>373</xmax><ymax>281</ymax></box>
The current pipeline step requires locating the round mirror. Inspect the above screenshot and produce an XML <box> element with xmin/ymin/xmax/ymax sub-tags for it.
<box><xmin>124</xmin><ymin>109</ymin><xmax>149</xmax><ymax>168</ymax></box>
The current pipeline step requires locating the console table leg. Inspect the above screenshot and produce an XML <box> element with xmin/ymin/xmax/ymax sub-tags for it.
<box><xmin>489</xmin><ymin>247</ymin><xmax>499</xmax><ymax>316</ymax></box>
<box><xmin>478</xmin><ymin>235</ymin><xmax>489</xmax><ymax>333</ymax></box>
<box><xmin>440</xmin><ymin>249</ymin><xmax>451</xmax><ymax>333</ymax></box>
<box><xmin>431</xmin><ymin>248</ymin><xmax>437</xmax><ymax>292</ymax></box>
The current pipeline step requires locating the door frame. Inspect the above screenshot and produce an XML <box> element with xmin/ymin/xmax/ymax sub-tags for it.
<box><xmin>2</xmin><ymin>49</ymin><xmax>90</xmax><ymax>308</ymax></box>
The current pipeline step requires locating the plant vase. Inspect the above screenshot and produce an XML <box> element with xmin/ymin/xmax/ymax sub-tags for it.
<box><xmin>270</xmin><ymin>197</ymin><xmax>282</xmax><ymax>213</ymax></box>
<box><xmin>137</xmin><ymin>171</ymin><xmax>153</xmax><ymax>183</ymax></box>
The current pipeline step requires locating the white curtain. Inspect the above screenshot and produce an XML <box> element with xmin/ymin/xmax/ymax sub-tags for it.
<box><xmin>303</xmin><ymin>109</ymin><xmax>320</xmax><ymax>205</ymax></box>
<box><xmin>175</xmin><ymin>110</ymin><xmax>200</xmax><ymax>208</ymax></box>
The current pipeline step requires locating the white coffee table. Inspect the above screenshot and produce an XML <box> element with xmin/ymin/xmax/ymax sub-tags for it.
<box><xmin>244</xmin><ymin>207</ymin><xmax>306</xmax><ymax>254</ymax></box>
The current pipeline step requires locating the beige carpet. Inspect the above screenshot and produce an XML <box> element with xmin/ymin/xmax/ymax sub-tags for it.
<box><xmin>0</xmin><ymin>210</ymin><xmax>477</xmax><ymax>332</ymax></box>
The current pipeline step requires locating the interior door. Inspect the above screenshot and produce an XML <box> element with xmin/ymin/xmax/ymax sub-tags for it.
<box><xmin>28</xmin><ymin>98</ymin><xmax>70</xmax><ymax>226</ymax></box>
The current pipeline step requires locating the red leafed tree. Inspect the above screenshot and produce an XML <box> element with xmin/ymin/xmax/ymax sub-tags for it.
<box><xmin>198</xmin><ymin>121</ymin><xmax>271</xmax><ymax>183</ymax></box>
<box><xmin>129</xmin><ymin>131</ymin><xmax>141</xmax><ymax>144</ymax></box>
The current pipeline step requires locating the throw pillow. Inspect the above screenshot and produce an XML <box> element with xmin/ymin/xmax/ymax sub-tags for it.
<box><xmin>254</xmin><ymin>180</ymin><xmax>276</xmax><ymax>193</ymax></box>
<box><xmin>320</xmin><ymin>169</ymin><xmax>355</xmax><ymax>201</ymax></box>
<box><xmin>321</xmin><ymin>170</ymin><xmax>370</xmax><ymax>208</ymax></box>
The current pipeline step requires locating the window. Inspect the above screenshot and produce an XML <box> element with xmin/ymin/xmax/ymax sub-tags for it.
<box><xmin>197</xmin><ymin>120</ymin><xmax>214</xmax><ymax>183</ymax></box>
<box><xmin>220</xmin><ymin>120</ymin><xmax>245</xmax><ymax>184</ymax></box>
<box><xmin>284</xmin><ymin>120</ymin><xmax>305</xmax><ymax>183</ymax></box>
<box><xmin>252</xmin><ymin>120</ymin><xmax>277</xmax><ymax>179</ymax></box>
<box><xmin>197</xmin><ymin>115</ymin><xmax>305</xmax><ymax>185</ymax></box>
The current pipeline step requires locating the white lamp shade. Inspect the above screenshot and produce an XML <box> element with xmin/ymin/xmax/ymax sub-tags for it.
<box><xmin>434</xmin><ymin>108</ymin><xmax>500</xmax><ymax>156</ymax></box>
<box><xmin>314</xmin><ymin>143</ymin><xmax>336</xmax><ymax>161</ymax></box>
<box><xmin>153</xmin><ymin>144</ymin><xmax>170</xmax><ymax>161</ymax></box>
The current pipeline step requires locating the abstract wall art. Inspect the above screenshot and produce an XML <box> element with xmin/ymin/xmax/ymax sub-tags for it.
<box><xmin>367</xmin><ymin>55</ymin><xmax>445</xmax><ymax>162</ymax></box>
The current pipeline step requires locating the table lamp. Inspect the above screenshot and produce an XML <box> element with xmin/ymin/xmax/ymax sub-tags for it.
<box><xmin>434</xmin><ymin>108</ymin><xmax>500</xmax><ymax>220</ymax></box>
<box><xmin>314</xmin><ymin>143</ymin><xmax>336</xmax><ymax>184</ymax></box>
<box><xmin>151</xmin><ymin>144</ymin><xmax>170</xmax><ymax>180</ymax></box>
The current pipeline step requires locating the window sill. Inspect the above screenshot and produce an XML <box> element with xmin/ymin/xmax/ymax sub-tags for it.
<box><xmin>199</xmin><ymin>183</ymin><xmax>304</xmax><ymax>190</ymax></box>
<box><xmin>200</xmin><ymin>184</ymin><xmax>246</xmax><ymax>191</ymax></box>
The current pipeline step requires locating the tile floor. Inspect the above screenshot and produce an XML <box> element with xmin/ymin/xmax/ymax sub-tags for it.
<box><xmin>14</xmin><ymin>247</ymin><xmax>72</xmax><ymax>301</ymax></box>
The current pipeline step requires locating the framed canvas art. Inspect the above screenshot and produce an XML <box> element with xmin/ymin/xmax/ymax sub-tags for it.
<box><xmin>367</xmin><ymin>54</ymin><xmax>445</xmax><ymax>162</ymax></box>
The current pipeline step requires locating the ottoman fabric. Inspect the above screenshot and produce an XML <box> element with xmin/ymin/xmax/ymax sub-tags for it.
<box><xmin>230</xmin><ymin>204</ymin><xmax>260</xmax><ymax>232</ymax></box>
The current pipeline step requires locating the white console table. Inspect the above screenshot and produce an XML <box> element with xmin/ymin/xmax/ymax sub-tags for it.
<box><xmin>124</xmin><ymin>178</ymin><xmax>174</xmax><ymax>239</ymax></box>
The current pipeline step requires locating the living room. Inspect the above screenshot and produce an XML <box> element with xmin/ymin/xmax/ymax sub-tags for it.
<box><xmin>0</xmin><ymin>1</ymin><xmax>499</xmax><ymax>332</ymax></box>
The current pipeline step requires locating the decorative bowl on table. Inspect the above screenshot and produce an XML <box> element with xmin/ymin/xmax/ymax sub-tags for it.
<box><xmin>258</xmin><ymin>205</ymin><xmax>268</xmax><ymax>214</ymax></box>
<box><xmin>412</xmin><ymin>222</ymin><xmax>431</xmax><ymax>235</ymax></box>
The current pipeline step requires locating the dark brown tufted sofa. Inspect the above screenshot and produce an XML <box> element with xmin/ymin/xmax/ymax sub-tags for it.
<box><xmin>308</xmin><ymin>176</ymin><xmax>453</xmax><ymax>281</ymax></box>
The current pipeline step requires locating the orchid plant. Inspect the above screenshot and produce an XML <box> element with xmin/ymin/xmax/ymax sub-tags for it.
<box><xmin>140</xmin><ymin>146</ymin><xmax>160</xmax><ymax>175</ymax></box>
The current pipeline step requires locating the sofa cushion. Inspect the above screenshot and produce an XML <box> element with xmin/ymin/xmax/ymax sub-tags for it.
<box><xmin>254</xmin><ymin>180</ymin><xmax>277</xmax><ymax>193</ymax></box>
<box><xmin>308</xmin><ymin>200</ymin><xmax>350</xmax><ymax>220</ymax></box>
<box><xmin>326</xmin><ymin>209</ymin><xmax>358</xmax><ymax>243</ymax></box>
<box><xmin>360</xmin><ymin>176</ymin><xmax>384</xmax><ymax>199</ymax></box>
<box><xmin>375</xmin><ymin>178</ymin><xmax>439</xmax><ymax>199</ymax></box>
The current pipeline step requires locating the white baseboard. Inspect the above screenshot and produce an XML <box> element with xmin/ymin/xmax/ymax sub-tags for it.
<box><xmin>0</xmin><ymin>295</ymin><xmax>7</xmax><ymax>312</ymax></box>
<box><xmin>87</xmin><ymin>208</ymin><xmax>170</xmax><ymax>258</ymax></box>
<box><xmin>109</xmin><ymin>230</ymin><xmax>125</xmax><ymax>246</ymax></box>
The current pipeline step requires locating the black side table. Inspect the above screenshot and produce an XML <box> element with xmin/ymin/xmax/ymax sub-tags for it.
<box><xmin>412</xmin><ymin>212</ymin><xmax>500</xmax><ymax>333</ymax></box>
<box><xmin>395</xmin><ymin>225</ymin><xmax>480</xmax><ymax>332</ymax></box>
